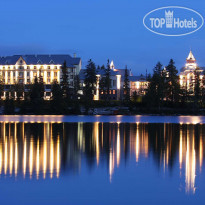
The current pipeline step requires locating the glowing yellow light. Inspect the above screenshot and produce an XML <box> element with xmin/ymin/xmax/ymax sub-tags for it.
<box><xmin>116</xmin><ymin>123</ymin><xmax>121</xmax><ymax>167</ymax></box>
<box><xmin>50</xmin><ymin>138</ymin><xmax>54</xmax><ymax>179</ymax></box>
<box><xmin>0</xmin><ymin>144</ymin><xmax>2</xmax><ymax>174</ymax></box>
<box><xmin>43</xmin><ymin>139</ymin><xmax>47</xmax><ymax>179</ymax></box>
<box><xmin>36</xmin><ymin>139</ymin><xmax>40</xmax><ymax>179</ymax></box>
<box><xmin>4</xmin><ymin>139</ymin><xmax>7</xmax><ymax>175</ymax></box>
<box><xmin>9</xmin><ymin>139</ymin><xmax>13</xmax><ymax>175</ymax></box>
<box><xmin>56</xmin><ymin>137</ymin><xmax>60</xmax><ymax>178</ymax></box>
<box><xmin>116</xmin><ymin>75</ymin><xmax>121</xmax><ymax>90</ymax></box>
<box><xmin>109</xmin><ymin>149</ymin><xmax>114</xmax><ymax>182</ymax></box>
<box><xmin>15</xmin><ymin>141</ymin><xmax>18</xmax><ymax>177</ymax></box>
<box><xmin>23</xmin><ymin>139</ymin><xmax>27</xmax><ymax>177</ymax></box>
<box><xmin>29</xmin><ymin>139</ymin><xmax>33</xmax><ymax>178</ymax></box>
<box><xmin>136</xmin><ymin>124</ymin><xmax>139</xmax><ymax>162</ymax></box>
<box><xmin>94</xmin><ymin>122</ymin><xmax>100</xmax><ymax>165</ymax></box>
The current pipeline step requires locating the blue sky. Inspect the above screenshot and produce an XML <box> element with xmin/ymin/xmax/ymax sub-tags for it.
<box><xmin>0</xmin><ymin>0</ymin><xmax>205</xmax><ymax>75</ymax></box>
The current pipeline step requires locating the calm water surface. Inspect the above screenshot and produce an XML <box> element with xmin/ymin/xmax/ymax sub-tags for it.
<box><xmin>0</xmin><ymin>116</ymin><xmax>205</xmax><ymax>205</ymax></box>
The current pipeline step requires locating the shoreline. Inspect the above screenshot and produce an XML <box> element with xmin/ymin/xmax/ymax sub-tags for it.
<box><xmin>0</xmin><ymin>115</ymin><xmax>204</xmax><ymax>124</ymax></box>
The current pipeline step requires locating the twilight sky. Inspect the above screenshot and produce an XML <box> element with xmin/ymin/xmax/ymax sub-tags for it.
<box><xmin>0</xmin><ymin>0</ymin><xmax>205</xmax><ymax>75</ymax></box>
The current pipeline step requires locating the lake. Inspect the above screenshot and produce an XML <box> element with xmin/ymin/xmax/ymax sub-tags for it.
<box><xmin>0</xmin><ymin>115</ymin><xmax>204</xmax><ymax>205</ymax></box>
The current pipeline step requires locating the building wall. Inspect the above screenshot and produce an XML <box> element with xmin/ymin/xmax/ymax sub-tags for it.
<box><xmin>0</xmin><ymin>55</ymin><xmax>81</xmax><ymax>100</ymax></box>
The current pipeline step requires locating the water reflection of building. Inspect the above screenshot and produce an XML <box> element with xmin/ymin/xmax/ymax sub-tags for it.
<box><xmin>178</xmin><ymin>125</ymin><xmax>204</xmax><ymax>194</ymax></box>
<box><xmin>0</xmin><ymin>121</ymin><xmax>204</xmax><ymax>194</ymax></box>
<box><xmin>0</xmin><ymin>122</ymin><xmax>61</xmax><ymax>179</ymax></box>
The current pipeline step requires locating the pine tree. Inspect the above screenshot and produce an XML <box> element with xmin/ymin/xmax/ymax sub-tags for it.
<box><xmin>104</xmin><ymin>59</ymin><xmax>111</xmax><ymax>101</ymax></box>
<box><xmin>202</xmin><ymin>71</ymin><xmax>205</xmax><ymax>106</ymax></box>
<box><xmin>74</xmin><ymin>74</ymin><xmax>80</xmax><ymax>99</ymax></box>
<box><xmin>51</xmin><ymin>80</ymin><xmax>63</xmax><ymax>113</ymax></box>
<box><xmin>123</xmin><ymin>66</ymin><xmax>130</xmax><ymax>102</ymax></box>
<box><xmin>194</xmin><ymin>67</ymin><xmax>202</xmax><ymax>107</ymax></box>
<box><xmin>84</xmin><ymin>59</ymin><xmax>97</xmax><ymax>102</ymax></box>
<box><xmin>60</xmin><ymin>61</ymin><xmax>69</xmax><ymax>99</ymax></box>
<box><xmin>166</xmin><ymin>59</ymin><xmax>180</xmax><ymax>103</ymax></box>
<box><xmin>30</xmin><ymin>77</ymin><xmax>45</xmax><ymax>113</ymax></box>
<box><xmin>146</xmin><ymin>62</ymin><xmax>165</xmax><ymax>107</ymax></box>
<box><xmin>14</xmin><ymin>82</ymin><xmax>24</xmax><ymax>101</ymax></box>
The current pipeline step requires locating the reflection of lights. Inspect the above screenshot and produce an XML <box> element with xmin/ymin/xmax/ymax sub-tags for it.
<box><xmin>4</xmin><ymin>139</ymin><xmax>7</xmax><ymax>174</ymax></box>
<box><xmin>43</xmin><ymin>139</ymin><xmax>47</xmax><ymax>179</ymax></box>
<box><xmin>94</xmin><ymin>122</ymin><xmax>100</xmax><ymax>165</ymax></box>
<box><xmin>136</xmin><ymin>124</ymin><xmax>139</xmax><ymax>162</ymax></box>
<box><xmin>0</xmin><ymin>144</ymin><xmax>2</xmax><ymax>174</ymax></box>
<box><xmin>56</xmin><ymin>137</ymin><xmax>60</xmax><ymax>178</ymax></box>
<box><xmin>116</xmin><ymin>123</ymin><xmax>120</xmax><ymax>167</ymax></box>
<box><xmin>23</xmin><ymin>139</ymin><xmax>27</xmax><ymax>177</ymax></box>
<box><xmin>15</xmin><ymin>141</ymin><xmax>18</xmax><ymax>177</ymax></box>
<box><xmin>179</xmin><ymin>129</ymin><xmax>183</xmax><ymax>170</ymax></box>
<box><xmin>9</xmin><ymin>139</ymin><xmax>13</xmax><ymax>175</ymax></box>
<box><xmin>109</xmin><ymin>149</ymin><xmax>114</xmax><ymax>182</ymax></box>
<box><xmin>29</xmin><ymin>139</ymin><xmax>33</xmax><ymax>178</ymax></box>
<box><xmin>36</xmin><ymin>140</ymin><xmax>40</xmax><ymax>179</ymax></box>
<box><xmin>199</xmin><ymin>135</ymin><xmax>203</xmax><ymax>172</ymax></box>
<box><xmin>0</xmin><ymin>123</ymin><xmax>63</xmax><ymax>179</ymax></box>
<box><xmin>50</xmin><ymin>138</ymin><xmax>54</xmax><ymax>178</ymax></box>
<box><xmin>185</xmin><ymin>132</ymin><xmax>196</xmax><ymax>194</ymax></box>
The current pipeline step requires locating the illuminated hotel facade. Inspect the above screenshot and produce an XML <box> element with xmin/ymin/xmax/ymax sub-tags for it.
<box><xmin>0</xmin><ymin>54</ymin><xmax>81</xmax><ymax>99</ymax></box>
<box><xmin>179</xmin><ymin>51</ymin><xmax>204</xmax><ymax>93</ymax></box>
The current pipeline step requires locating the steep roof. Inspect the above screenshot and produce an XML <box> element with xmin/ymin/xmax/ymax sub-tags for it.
<box><xmin>187</xmin><ymin>50</ymin><xmax>195</xmax><ymax>61</ymax></box>
<box><xmin>129</xmin><ymin>75</ymin><xmax>147</xmax><ymax>82</ymax></box>
<box><xmin>0</xmin><ymin>55</ymin><xmax>81</xmax><ymax>67</ymax></box>
<box><xmin>79</xmin><ymin>68</ymin><xmax>119</xmax><ymax>80</ymax></box>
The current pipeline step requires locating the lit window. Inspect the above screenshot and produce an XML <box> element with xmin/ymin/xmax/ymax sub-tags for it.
<box><xmin>113</xmin><ymin>90</ymin><xmax>116</xmax><ymax>94</ymax></box>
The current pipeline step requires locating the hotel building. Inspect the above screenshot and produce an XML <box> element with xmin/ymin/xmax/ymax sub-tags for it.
<box><xmin>79</xmin><ymin>60</ymin><xmax>149</xmax><ymax>100</ymax></box>
<box><xmin>179</xmin><ymin>51</ymin><xmax>204</xmax><ymax>93</ymax></box>
<box><xmin>0</xmin><ymin>54</ymin><xmax>81</xmax><ymax>99</ymax></box>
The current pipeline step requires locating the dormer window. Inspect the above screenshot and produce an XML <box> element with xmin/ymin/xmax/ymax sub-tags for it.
<box><xmin>37</xmin><ymin>60</ymin><xmax>42</xmax><ymax>64</ymax></box>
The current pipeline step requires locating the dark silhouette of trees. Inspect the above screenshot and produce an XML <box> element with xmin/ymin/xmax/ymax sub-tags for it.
<box><xmin>61</xmin><ymin>61</ymin><xmax>70</xmax><ymax>100</ymax></box>
<box><xmin>146</xmin><ymin>62</ymin><xmax>166</xmax><ymax>108</ymax></box>
<box><xmin>166</xmin><ymin>59</ymin><xmax>180</xmax><ymax>103</ymax></box>
<box><xmin>73</xmin><ymin>74</ymin><xmax>80</xmax><ymax>99</ymax></box>
<box><xmin>123</xmin><ymin>66</ymin><xmax>130</xmax><ymax>102</ymax></box>
<box><xmin>14</xmin><ymin>82</ymin><xmax>24</xmax><ymax>101</ymax></box>
<box><xmin>51</xmin><ymin>80</ymin><xmax>63</xmax><ymax>113</ymax></box>
<box><xmin>30</xmin><ymin>76</ymin><xmax>45</xmax><ymax>113</ymax></box>
<box><xmin>84</xmin><ymin>59</ymin><xmax>97</xmax><ymax>103</ymax></box>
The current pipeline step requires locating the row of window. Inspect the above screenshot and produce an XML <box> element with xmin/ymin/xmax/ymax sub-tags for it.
<box><xmin>100</xmin><ymin>90</ymin><xmax>116</xmax><ymax>95</ymax></box>
<box><xmin>1</xmin><ymin>65</ymin><xmax>59</xmax><ymax>70</ymax></box>
<box><xmin>2</xmin><ymin>71</ymin><xmax>58</xmax><ymax>77</ymax></box>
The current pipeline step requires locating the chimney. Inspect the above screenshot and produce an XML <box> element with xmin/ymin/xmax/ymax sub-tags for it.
<box><xmin>73</xmin><ymin>53</ymin><xmax>76</xmax><ymax>58</ymax></box>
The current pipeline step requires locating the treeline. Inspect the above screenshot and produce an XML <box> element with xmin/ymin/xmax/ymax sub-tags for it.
<box><xmin>144</xmin><ymin>59</ymin><xmax>205</xmax><ymax>111</ymax></box>
<box><xmin>1</xmin><ymin>59</ymin><xmax>205</xmax><ymax>115</ymax></box>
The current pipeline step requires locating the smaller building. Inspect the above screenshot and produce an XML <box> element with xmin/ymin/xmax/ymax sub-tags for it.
<box><xmin>129</xmin><ymin>75</ymin><xmax>149</xmax><ymax>96</ymax></box>
<box><xmin>79</xmin><ymin>60</ymin><xmax>149</xmax><ymax>100</ymax></box>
